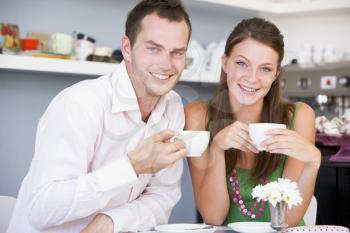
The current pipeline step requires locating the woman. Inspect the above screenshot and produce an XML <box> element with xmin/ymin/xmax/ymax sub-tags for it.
<box><xmin>186</xmin><ymin>17</ymin><xmax>321</xmax><ymax>226</ymax></box>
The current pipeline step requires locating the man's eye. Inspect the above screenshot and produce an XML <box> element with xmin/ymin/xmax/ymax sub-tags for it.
<box><xmin>236</xmin><ymin>61</ymin><xmax>246</xmax><ymax>67</ymax></box>
<box><xmin>148</xmin><ymin>47</ymin><xmax>159</xmax><ymax>53</ymax></box>
<box><xmin>173</xmin><ymin>51</ymin><xmax>185</xmax><ymax>57</ymax></box>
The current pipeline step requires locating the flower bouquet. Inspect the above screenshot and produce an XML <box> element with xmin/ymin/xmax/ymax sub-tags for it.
<box><xmin>252</xmin><ymin>178</ymin><xmax>303</xmax><ymax>231</ymax></box>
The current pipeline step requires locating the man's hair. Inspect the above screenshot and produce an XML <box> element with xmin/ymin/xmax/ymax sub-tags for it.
<box><xmin>125</xmin><ymin>0</ymin><xmax>191</xmax><ymax>46</ymax></box>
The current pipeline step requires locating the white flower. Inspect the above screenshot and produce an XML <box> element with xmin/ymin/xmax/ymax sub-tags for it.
<box><xmin>251</xmin><ymin>178</ymin><xmax>303</xmax><ymax>208</ymax></box>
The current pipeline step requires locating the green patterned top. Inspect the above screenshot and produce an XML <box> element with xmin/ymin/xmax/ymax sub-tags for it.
<box><xmin>224</xmin><ymin>102</ymin><xmax>305</xmax><ymax>225</ymax></box>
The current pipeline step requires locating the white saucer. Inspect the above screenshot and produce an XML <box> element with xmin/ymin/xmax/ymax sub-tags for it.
<box><xmin>227</xmin><ymin>222</ymin><xmax>276</xmax><ymax>233</ymax></box>
<box><xmin>155</xmin><ymin>224</ymin><xmax>215</xmax><ymax>233</ymax></box>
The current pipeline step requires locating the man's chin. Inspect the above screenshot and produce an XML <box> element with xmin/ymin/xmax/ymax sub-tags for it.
<box><xmin>149</xmin><ymin>84</ymin><xmax>175</xmax><ymax>97</ymax></box>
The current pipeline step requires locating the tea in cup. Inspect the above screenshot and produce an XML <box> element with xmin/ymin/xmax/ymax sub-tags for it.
<box><xmin>249</xmin><ymin>123</ymin><xmax>286</xmax><ymax>151</ymax></box>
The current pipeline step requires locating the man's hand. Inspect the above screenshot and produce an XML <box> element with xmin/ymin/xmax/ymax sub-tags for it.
<box><xmin>128</xmin><ymin>130</ymin><xmax>187</xmax><ymax>175</ymax></box>
<box><xmin>80</xmin><ymin>213</ymin><xmax>114</xmax><ymax>233</ymax></box>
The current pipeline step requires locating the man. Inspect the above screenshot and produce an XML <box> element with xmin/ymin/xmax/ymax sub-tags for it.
<box><xmin>7</xmin><ymin>0</ymin><xmax>192</xmax><ymax>232</ymax></box>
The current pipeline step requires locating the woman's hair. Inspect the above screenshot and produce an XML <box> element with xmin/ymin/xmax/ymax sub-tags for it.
<box><xmin>208</xmin><ymin>17</ymin><xmax>294</xmax><ymax>182</ymax></box>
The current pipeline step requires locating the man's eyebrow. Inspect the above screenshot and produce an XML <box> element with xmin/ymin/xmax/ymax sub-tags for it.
<box><xmin>145</xmin><ymin>40</ymin><xmax>164</xmax><ymax>48</ymax></box>
<box><xmin>172</xmin><ymin>47</ymin><xmax>187</xmax><ymax>52</ymax></box>
<box><xmin>145</xmin><ymin>40</ymin><xmax>187</xmax><ymax>52</ymax></box>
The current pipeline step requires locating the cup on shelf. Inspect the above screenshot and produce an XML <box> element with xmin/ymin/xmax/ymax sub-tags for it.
<box><xmin>50</xmin><ymin>33</ymin><xmax>74</xmax><ymax>55</ymax></box>
<box><xmin>73</xmin><ymin>32</ymin><xmax>96</xmax><ymax>60</ymax></box>
<box><xmin>74</xmin><ymin>39</ymin><xmax>95</xmax><ymax>60</ymax></box>
<box><xmin>94</xmin><ymin>46</ymin><xmax>113</xmax><ymax>57</ymax></box>
<box><xmin>20</xmin><ymin>38</ymin><xmax>39</xmax><ymax>51</ymax></box>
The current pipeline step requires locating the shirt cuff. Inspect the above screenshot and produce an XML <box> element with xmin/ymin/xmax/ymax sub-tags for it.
<box><xmin>102</xmin><ymin>207</ymin><xmax>131</xmax><ymax>233</ymax></box>
<box><xmin>94</xmin><ymin>156</ymin><xmax>138</xmax><ymax>193</ymax></box>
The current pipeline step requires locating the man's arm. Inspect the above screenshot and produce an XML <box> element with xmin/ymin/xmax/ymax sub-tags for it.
<box><xmin>25</xmin><ymin>90</ymin><xmax>138</xmax><ymax>230</ymax></box>
<box><xmin>81</xmin><ymin>92</ymin><xmax>187</xmax><ymax>233</ymax></box>
<box><xmin>100</xmin><ymin>160</ymin><xmax>183</xmax><ymax>233</ymax></box>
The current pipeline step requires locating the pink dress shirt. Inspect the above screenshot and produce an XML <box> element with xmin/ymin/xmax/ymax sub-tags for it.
<box><xmin>7</xmin><ymin>61</ymin><xmax>185</xmax><ymax>233</ymax></box>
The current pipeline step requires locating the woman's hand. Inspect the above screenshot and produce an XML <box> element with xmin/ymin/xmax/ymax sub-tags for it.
<box><xmin>261</xmin><ymin>128</ymin><xmax>321</xmax><ymax>166</ymax></box>
<box><xmin>213</xmin><ymin>121</ymin><xmax>259</xmax><ymax>154</ymax></box>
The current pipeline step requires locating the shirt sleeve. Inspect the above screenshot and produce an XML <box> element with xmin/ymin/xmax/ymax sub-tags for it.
<box><xmin>101</xmin><ymin>91</ymin><xmax>186</xmax><ymax>233</ymax></box>
<box><xmin>102</xmin><ymin>159</ymin><xmax>184</xmax><ymax>233</ymax></box>
<box><xmin>24</xmin><ymin>88</ymin><xmax>138</xmax><ymax>230</ymax></box>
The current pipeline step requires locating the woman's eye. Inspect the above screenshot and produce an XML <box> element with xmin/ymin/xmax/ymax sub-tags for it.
<box><xmin>261</xmin><ymin>67</ymin><xmax>272</xmax><ymax>72</ymax></box>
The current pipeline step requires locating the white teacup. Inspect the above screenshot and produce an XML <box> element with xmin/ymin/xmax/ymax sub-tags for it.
<box><xmin>249</xmin><ymin>123</ymin><xmax>286</xmax><ymax>151</ymax></box>
<box><xmin>50</xmin><ymin>33</ymin><xmax>73</xmax><ymax>55</ymax></box>
<box><xmin>94</xmin><ymin>46</ymin><xmax>113</xmax><ymax>57</ymax></box>
<box><xmin>74</xmin><ymin>39</ymin><xmax>95</xmax><ymax>60</ymax></box>
<box><xmin>171</xmin><ymin>130</ymin><xmax>210</xmax><ymax>157</ymax></box>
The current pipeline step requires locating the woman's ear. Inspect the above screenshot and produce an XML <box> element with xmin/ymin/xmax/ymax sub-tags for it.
<box><xmin>275</xmin><ymin>68</ymin><xmax>281</xmax><ymax>79</ymax></box>
<box><xmin>221</xmin><ymin>54</ymin><xmax>228</xmax><ymax>73</ymax></box>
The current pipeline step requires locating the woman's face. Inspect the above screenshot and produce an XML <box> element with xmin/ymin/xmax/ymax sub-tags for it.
<box><xmin>222</xmin><ymin>38</ymin><xmax>280</xmax><ymax>106</ymax></box>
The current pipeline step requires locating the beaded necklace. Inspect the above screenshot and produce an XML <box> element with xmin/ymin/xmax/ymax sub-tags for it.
<box><xmin>229</xmin><ymin>169</ymin><xmax>267</xmax><ymax>219</ymax></box>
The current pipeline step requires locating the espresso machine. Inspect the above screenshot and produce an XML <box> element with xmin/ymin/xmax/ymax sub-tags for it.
<box><xmin>281</xmin><ymin>61</ymin><xmax>350</xmax><ymax>227</ymax></box>
<box><xmin>282</xmin><ymin>61</ymin><xmax>350</xmax><ymax>119</ymax></box>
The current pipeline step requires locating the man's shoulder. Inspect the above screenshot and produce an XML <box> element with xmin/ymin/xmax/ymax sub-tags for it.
<box><xmin>49</xmin><ymin>74</ymin><xmax>113</xmax><ymax>113</ymax></box>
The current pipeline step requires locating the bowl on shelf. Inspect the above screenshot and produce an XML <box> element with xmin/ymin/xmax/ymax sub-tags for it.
<box><xmin>20</xmin><ymin>38</ymin><xmax>39</xmax><ymax>50</ymax></box>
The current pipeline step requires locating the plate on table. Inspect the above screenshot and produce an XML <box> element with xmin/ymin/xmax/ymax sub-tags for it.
<box><xmin>227</xmin><ymin>222</ymin><xmax>276</xmax><ymax>233</ymax></box>
<box><xmin>155</xmin><ymin>224</ymin><xmax>215</xmax><ymax>233</ymax></box>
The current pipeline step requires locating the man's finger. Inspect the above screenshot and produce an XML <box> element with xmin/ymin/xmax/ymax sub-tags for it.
<box><xmin>169</xmin><ymin>148</ymin><xmax>188</xmax><ymax>162</ymax></box>
<box><xmin>154</xmin><ymin>130</ymin><xmax>179</xmax><ymax>142</ymax></box>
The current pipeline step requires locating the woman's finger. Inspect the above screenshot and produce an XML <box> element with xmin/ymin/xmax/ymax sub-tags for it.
<box><xmin>265</xmin><ymin>128</ymin><xmax>295</xmax><ymax>136</ymax></box>
<box><xmin>261</xmin><ymin>134</ymin><xmax>295</xmax><ymax>148</ymax></box>
<box><xmin>231</xmin><ymin>127</ymin><xmax>259</xmax><ymax>153</ymax></box>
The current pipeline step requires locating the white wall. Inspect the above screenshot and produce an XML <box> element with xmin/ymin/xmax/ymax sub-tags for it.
<box><xmin>0</xmin><ymin>0</ymin><xmax>253</xmax><ymax>48</ymax></box>
<box><xmin>264</xmin><ymin>11</ymin><xmax>350</xmax><ymax>61</ymax></box>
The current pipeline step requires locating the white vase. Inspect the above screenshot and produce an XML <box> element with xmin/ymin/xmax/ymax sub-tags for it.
<box><xmin>269</xmin><ymin>201</ymin><xmax>288</xmax><ymax>232</ymax></box>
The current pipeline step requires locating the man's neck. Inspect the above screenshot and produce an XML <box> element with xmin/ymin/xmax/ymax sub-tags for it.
<box><xmin>138</xmin><ymin>96</ymin><xmax>160</xmax><ymax>122</ymax></box>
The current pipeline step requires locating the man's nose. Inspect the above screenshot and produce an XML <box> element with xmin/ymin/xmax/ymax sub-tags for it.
<box><xmin>159</xmin><ymin>52</ymin><xmax>173</xmax><ymax>70</ymax></box>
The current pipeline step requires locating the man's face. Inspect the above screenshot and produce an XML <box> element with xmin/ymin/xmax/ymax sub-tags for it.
<box><xmin>122</xmin><ymin>13</ymin><xmax>189</xmax><ymax>99</ymax></box>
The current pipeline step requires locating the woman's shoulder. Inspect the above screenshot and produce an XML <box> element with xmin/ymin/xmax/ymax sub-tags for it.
<box><xmin>294</xmin><ymin>101</ymin><xmax>315</xmax><ymax>120</ymax></box>
<box><xmin>292</xmin><ymin>101</ymin><xmax>316</xmax><ymax>137</ymax></box>
<box><xmin>184</xmin><ymin>100</ymin><xmax>209</xmax><ymax>130</ymax></box>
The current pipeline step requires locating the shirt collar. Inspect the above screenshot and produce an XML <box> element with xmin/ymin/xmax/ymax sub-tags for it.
<box><xmin>111</xmin><ymin>61</ymin><xmax>169</xmax><ymax>125</ymax></box>
<box><xmin>111</xmin><ymin>61</ymin><xmax>139</xmax><ymax>113</ymax></box>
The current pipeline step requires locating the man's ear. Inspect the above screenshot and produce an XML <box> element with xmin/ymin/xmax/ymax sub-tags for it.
<box><xmin>221</xmin><ymin>54</ymin><xmax>228</xmax><ymax>74</ymax></box>
<box><xmin>121</xmin><ymin>35</ymin><xmax>132</xmax><ymax>62</ymax></box>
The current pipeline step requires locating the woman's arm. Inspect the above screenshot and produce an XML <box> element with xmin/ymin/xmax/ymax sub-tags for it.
<box><xmin>263</xmin><ymin>102</ymin><xmax>321</xmax><ymax>226</ymax></box>
<box><xmin>185</xmin><ymin>101</ymin><xmax>230</xmax><ymax>225</ymax></box>
<box><xmin>185</xmin><ymin>101</ymin><xmax>258</xmax><ymax>225</ymax></box>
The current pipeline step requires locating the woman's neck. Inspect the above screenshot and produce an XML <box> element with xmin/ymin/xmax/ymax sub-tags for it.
<box><xmin>229</xmin><ymin>97</ymin><xmax>264</xmax><ymax>123</ymax></box>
